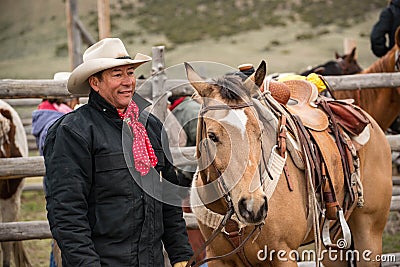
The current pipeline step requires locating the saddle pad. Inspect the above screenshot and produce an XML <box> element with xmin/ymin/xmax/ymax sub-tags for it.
<box><xmin>284</xmin><ymin>80</ymin><xmax>329</xmax><ymax>131</ymax></box>
<box><xmin>309</xmin><ymin>129</ymin><xmax>345</xmax><ymax>202</ymax></box>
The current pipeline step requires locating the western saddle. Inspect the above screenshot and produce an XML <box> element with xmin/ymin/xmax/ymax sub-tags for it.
<box><xmin>260</xmin><ymin>77</ymin><xmax>370</xmax><ymax>248</ymax></box>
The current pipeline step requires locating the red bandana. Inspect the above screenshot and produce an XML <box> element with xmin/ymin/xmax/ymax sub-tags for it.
<box><xmin>118</xmin><ymin>101</ymin><xmax>158</xmax><ymax>176</ymax></box>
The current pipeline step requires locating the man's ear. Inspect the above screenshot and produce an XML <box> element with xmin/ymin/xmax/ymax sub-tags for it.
<box><xmin>88</xmin><ymin>76</ymin><xmax>99</xmax><ymax>91</ymax></box>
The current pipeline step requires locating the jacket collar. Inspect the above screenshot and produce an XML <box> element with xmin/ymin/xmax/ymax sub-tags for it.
<box><xmin>132</xmin><ymin>92</ymin><xmax>151</xmax><ymax>113</ymax></box>
<box><xmin>88</xmin><ymin>89</ymin><xmax>151</xmax><ymax>118</ymax></box>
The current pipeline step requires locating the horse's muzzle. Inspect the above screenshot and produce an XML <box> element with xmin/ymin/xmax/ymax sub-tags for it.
<box><xmin>238</xmin><ymin>196</ymin><xmax>268</xmax><ymax>224</ymax></box>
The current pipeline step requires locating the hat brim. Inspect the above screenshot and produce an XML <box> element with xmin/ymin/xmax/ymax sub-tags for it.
<box><xmin>67</xmin><ymin>53</ymin><xmax>151</xmax><ymax>95</ymax></box>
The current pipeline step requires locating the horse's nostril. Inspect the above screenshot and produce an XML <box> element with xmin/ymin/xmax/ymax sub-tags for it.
<box><xmin>261</xmin><ymin>196</ymin><xmax>268</xmax><ymax>216</ymax></box>
<box><xmin>264</xmin><ymin>196</ymin><xmax>268</xmax><ymax>211</ymax></box>
<box><xmin>238</xmin><ymin>198</ymin><xmax>251</xmax><ymax>219</ymax></box>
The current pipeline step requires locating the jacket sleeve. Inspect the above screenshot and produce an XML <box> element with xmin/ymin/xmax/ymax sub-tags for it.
<box><xmin>44</xmin><ymin>122</ymin><xmax>101</xmax><ymax>267</ymax></box>
<box><xmin>158</xmin><ymin>126</ymin><xmax>194</xmax><ymax>265</ymax></box>
<box><xmin>370</xmin><ymin>7</ymin><xmax>393</xmax><ymax>57</ymax></box>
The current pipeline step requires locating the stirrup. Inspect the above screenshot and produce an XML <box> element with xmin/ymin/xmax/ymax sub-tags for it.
<box><xmin>322</xmin><ymin>209</ymin><xmax>351</xmax><ymax>249</ymax></box>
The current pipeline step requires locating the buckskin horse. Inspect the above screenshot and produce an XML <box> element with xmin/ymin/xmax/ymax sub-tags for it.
<box><xmin>0</xmin><ymin>99</ymin><xmax>31</xmax><ymax>267</ymax></box>
<box><xmin>332</xmin><ymin>26</ymin><xmax>400</xmax><ymax>131</ymax></box>
<box><xmin>185</xmin><ymin>61</ymin><xmax>392</xmax><ymax>266</ymax></box>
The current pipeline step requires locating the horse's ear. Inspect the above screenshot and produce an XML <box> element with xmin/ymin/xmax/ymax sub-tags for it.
<box><xmin>254</xmin><ymin>60</ymin><xmax>267</xmax><ymax>87</ymax></box>
<box><xmin>349</xmin><ymin>47</ymin><xmax>357</xmax><ymax>60</ymax></box>
<box><xmin>243</xmin><ymin>60</ymin><xmax>266</xmax><ymax>95</ymax></box>
<box><xmin>185</xmin><ymin>62</ymin><xmax>210</xmax><ymax>97</ymax></box>
<box><xmin>244</xmin><ymin>60</ymin><xmax>266</xmax><ymax>89</ymax></box>
<box><xmin>335</xmin><ymin>51</ymin><xmax>340</xmax><ymax>59</ymax></box>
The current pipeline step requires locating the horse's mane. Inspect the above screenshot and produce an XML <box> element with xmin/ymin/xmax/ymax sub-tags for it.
<box><xmin>0</xmin><ymin>112</ymin><xmax>11</xmax><ymax>150</ymax></box>
<box><xmin>212</xmin><ymin>73</ymin><xmax>251</xmax><ymax>102</ymax></box>
<box><xmin>362</xmin><ymin>48</ymin><xmax>396</xmax><ymax>73</ymax></box>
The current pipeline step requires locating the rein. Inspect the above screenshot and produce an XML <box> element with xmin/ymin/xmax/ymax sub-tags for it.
<box><xmin>395</xmin><ymin>49</ymin><xmax>400</xmax><ymax>72</ymax></box>
<box><xmin>190</xmin><ymin>100</ymin><xmax>266</xmax><ymax>266</ymax></box>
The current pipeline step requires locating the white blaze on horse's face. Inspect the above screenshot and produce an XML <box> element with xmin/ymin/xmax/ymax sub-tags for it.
<box><xmin>220</xmin><ymin>109</ymin><xmax>248</xmax><ymax>138</ymax></box>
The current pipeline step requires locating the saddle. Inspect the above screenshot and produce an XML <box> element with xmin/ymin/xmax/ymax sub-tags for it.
<box><xmin>284</xmin><ymin>80</ymin><xmax>329</xmax><ymax>131</ymax></box>
<box><xmin>264</xmin><ymin>78</ymin><xmax>370</xmax><ymax>248</ymax></box>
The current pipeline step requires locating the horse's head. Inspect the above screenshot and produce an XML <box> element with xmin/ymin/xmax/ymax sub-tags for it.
<box><xmin>335</xmin><ymin>47</ymin><xmax>363</xmax><ymax>74</ymax></box>
<box><xmin>185</xmin><ymin>62</ymin><xmax>268</xmax><ymax>225</ymax></box>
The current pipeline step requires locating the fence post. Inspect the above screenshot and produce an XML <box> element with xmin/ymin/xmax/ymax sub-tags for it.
<box><xmin>66</xmin><ymin>0</ymin><xmax>83</xmax><ymax>70</ymax></box>
<box><xmin>97</xmin><ymin>0</ymin><xmax>110</xmax><ymax>39</ymax></box>
<box><xmin>151</xmin><ymin>46</ymin><xmax>168</xmax><ymax>122</ymax></box>
<box><xmin>343</xmin><ymin>38</ymin><xmax>357</xmax><ymax>58</ymax></box>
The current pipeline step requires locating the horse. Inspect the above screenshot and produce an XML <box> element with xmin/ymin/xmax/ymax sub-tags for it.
<box><xmin>185</xmin><ymin>61</ymin><xmax>392</xmax><ymax>266</ymax></box>
<box><xmin>0</xmin><ymin>99</ymin><xmax>31</xmax><ymax>267</ymax></box>
<box><xmin>332</xmin><ymin>26</ymin><xmax>400</xmax><ymax>131</ymax></box>
<box><xmin>300</xmin><ymin>47</ymin><xmax>362</xmax><ymax>76</ymax></box>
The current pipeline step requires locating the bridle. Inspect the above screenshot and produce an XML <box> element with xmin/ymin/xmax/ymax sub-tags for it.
<box><xmin>197</xmin><ymin>100</ymin><xmax>271</xmax><ymax>207</ymax></box>
<box><xmin>395</xmin><ymin>49</ymin><xmax>400</xmax><ymax>72</ymax></box>
<box><xmin>186</xmin><ymin>100</ymin><xmax>266</xmax><ymax>267</ymax></box>
<box><xmin>198</xmin><ymin>101</ymin><xmax>255</xmax><ymax>205</ymax></box>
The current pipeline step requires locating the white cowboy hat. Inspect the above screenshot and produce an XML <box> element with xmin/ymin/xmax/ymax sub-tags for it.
<box><xmin>67</xmin><ymin>38</ymin><xmax>151</xmax><ymax>94</ymax></box>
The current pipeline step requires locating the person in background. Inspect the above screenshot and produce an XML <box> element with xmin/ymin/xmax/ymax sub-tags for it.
<box><xmin>32</xmin><ymin>72</ymin><xmax>78</xmax><ymax>156</ymax></box>
<box><xmin>371</xmin><ymin>1</ymin><xmax>400</xmax><ymax>134</ymax></box>
<box><xmin>31</xmin><ymin>72</ymin><xmax>79</xmax><ymax>267</ymax></box>
<box><xmin>370</xmin><ymin>0</ymin><xmax>400</xmax><ymax>57</ymax></box>
<box><xmin>43</xmin><ymin>38</ymin><xmax>192</xmax><ymax>266</ymax></box>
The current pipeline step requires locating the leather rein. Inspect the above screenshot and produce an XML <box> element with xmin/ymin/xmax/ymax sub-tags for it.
<box><xmin>186</xmin><ymin>101</ymin><xmax>265</xmax><ymax>267</ymax></box>
<box><xmin>395</xmin><ymin>49</ymin><xmax>400</xmax><ymax>72</ymax></box>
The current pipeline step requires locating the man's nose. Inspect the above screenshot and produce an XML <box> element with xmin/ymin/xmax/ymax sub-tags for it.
<box><xmin>121</xmin><ymin>74</ymin><xmax>134</xmax><ymax>85</ymax></box>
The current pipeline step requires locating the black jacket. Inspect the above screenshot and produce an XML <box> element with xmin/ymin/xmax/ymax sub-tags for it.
<box><xmin>44</xmin><ymin>90</ymin><xmax>193</xmax><ymax>266</ymax></box>
<box><xmin>370</xmin><ymin>0</ymin><xmax>400</xmax><ymax>57</ymax></box>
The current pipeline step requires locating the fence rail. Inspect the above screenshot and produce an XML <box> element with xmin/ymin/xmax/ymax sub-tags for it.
<box><xmin>1</xmin><ymin>61</ymin><xmax>400</xmax><ymax>265</ymax></box>
<box><xmin>1</xmin><ymin>72</ymin><xmax>400</xmax><ymax>99</ymax></box>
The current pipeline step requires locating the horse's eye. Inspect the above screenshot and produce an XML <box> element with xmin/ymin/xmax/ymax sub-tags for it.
<box><xmin>208</xmin><ymin>132</ymin><xmax>219</xmax><ymax>143</ymax></box>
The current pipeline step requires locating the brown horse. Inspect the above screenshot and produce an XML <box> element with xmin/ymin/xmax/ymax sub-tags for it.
<box><xmin>332</xmin><ymin>26</ymin><xmax>400</xmax><ymax>131</ymax></box>
<box><xmin>300</xmin><ymin>47</ymin><xmax>362</xmax><ymax>76</ymax></box>
<box><xmin>0</xmin><ymin>99</ymin><xmax>31</xmax><ymax>267</ymax></box>
<box><xmin>186</xmin><ymin>62</ymin><xmax>392</xmax><ymax>266</ymax></box>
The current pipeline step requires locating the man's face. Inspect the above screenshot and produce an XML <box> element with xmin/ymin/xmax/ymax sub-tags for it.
<box><xmin>89</xmin><ymin>64</ymin><xmax>136</xmax><ymax>110</ymax></box>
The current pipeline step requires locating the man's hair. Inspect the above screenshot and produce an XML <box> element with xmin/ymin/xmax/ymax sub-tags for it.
<box><xmin>92</xmin><ymin>70</ymin><xmax>104</xmax><ymax>81</ymax></box>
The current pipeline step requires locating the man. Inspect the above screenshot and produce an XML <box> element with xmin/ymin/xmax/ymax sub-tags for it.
<box><xmin>44</xmin><ymin>38</ymin><xmax>193</xmax><ymax>267</ymax></box>
<box><xmin>370</xmin><ymin>0</ymin><xmax>400</xmax><ymax>57</ymax></box>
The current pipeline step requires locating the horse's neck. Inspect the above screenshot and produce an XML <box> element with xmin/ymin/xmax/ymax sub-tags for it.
<box><xmin>363</xmin><ymin>50</ymin><xmax>395</xmax><ymax>73</ymax></box>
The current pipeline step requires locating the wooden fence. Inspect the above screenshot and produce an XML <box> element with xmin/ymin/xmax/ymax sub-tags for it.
<box><xmin>1</xmin><ymin>50</ymin><xmax>400</xmax><ymax>265</ymax></box>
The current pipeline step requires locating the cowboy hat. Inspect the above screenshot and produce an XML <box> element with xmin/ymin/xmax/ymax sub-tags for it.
<box><xmin>67</xmin><ymin>38</ymin><xmax>151</xmax><ymax>94</ymax></box>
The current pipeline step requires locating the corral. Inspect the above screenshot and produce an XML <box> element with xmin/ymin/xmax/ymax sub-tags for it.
<box><xmin>0</xmin><ymin>47</ymin><xmax>400</xmax><ymax>265</ymax></box>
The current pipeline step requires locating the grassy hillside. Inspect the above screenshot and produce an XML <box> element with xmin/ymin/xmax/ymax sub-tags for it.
<box><xmin>0</xmin><ymin>0</ymin><xmax>387</xmax><ymax>79</ymax></box>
